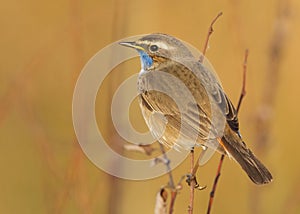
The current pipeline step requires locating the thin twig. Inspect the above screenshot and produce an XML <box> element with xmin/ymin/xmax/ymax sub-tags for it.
<box><xmin>169</xmin><ymin>190</ymin><xmax>178</xmax><ymax>214</ymax></box>
<box><xmin>184</xmin><ymin>12</ymin><xmax>223</xmax><ymax>213</ymax></box>
<box><xmin>188</xmin><ymin>149</ymin><xmax>195</xmax><ymax>214</ymax></box>
<box><xmin>199</xmin><ymin>12</ymin><xmax>223</xmax><ymax>63</ymax></box>
<box><xmin>206</xmin><ymin>49</ymin><xmax>249</xmax><ymax>214</ymax></box>
<box><xmin>193</xmin><ymin>11</ymin><xmax>223</xmax><ymax>178</ymax></box>
<box><xmin>158</xmin><ymin>143</ymin><xmax>178</xmax><ymax>214</ymax></box>
<box><xmin>159</xmin><ymin>143</ymin><xmax>175</xmax><ymax>189</ymax></box>
<box><xmin>236</xmin><ymin>49</ymin><xmax>249</xmax><ymax>113</ymax></box>
<box><xmin>206</xmin><ymin>154</ymin><xmax>225</xmax><ymax>214</ymax></box>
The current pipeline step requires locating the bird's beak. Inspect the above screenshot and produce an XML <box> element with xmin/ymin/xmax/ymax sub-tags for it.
<box><xmin>119</xmin><ymin>41</ymin><xmax>145</xmax><ymax>51</ymax></box>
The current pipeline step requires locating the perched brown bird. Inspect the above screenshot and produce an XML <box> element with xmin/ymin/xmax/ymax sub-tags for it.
<box><xmin>120</xmin><ymin>33</ymin><xmax>272</xmax><ymax>184</ymax></box>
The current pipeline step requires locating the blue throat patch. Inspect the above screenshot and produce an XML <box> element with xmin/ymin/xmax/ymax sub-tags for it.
<box><xmin>138</xmin><ymin>50</ymin><xmax>153</xmax><ymax>69</ymax></box>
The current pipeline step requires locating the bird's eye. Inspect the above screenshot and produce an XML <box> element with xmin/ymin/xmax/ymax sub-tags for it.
<box><xmin>149</xmin><ymin>44</ymin><xmax>159</xmax><ymax>52</ymax></box>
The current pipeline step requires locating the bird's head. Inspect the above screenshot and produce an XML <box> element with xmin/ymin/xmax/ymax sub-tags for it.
<box><xmin>119</xmin><ymin>33</ymin><xmax>193</xmax><ymax>70</ymax></box>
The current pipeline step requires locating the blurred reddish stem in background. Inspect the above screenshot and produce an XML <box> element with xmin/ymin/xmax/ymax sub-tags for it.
<box><xmin>207</xmin><ymin>49</ymin><xmax>249</xmax><ymax>214</ymax></box>
<box><xmin>250</xmin><ymin>0</ymin><xmax>290</xmax><ymax>213</ymax></box>
<box><xmin>106</xmin><ymin>0</ymin><xmax>129</xmax><ymax>213</ymax></box>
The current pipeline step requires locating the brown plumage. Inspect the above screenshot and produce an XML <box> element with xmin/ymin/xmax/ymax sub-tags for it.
<box><xmin>120</xmin><ymin>33</ymin><xmax>272</xmax><ymax>184</ymax></box>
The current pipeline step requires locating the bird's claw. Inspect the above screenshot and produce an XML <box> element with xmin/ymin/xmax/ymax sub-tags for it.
<box><xmin>185</xmin><ymin>174</ymin><xmax>207</xmax><ymax>190</ymax></box>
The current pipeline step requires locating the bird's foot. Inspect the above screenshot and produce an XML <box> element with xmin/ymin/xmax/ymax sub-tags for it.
<box><xmin>185</xmin><ymin>174</ymin><xmax>207</xmax><ymax>190</ymax></box>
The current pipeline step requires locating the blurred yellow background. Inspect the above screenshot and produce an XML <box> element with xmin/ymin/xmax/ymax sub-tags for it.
<box><xmin>1</xmin><ymin>0</ymin><xmax>300</xmax><ymax>213</ymax></box>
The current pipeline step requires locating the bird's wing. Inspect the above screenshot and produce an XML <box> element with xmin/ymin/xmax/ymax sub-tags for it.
<box><xmin>139</xmin><ymin>91</ymin><xmax>217</xmax><ymax>150</ymax></box>
<box><xmin>195</xmin><ymin>62</ymin><xmax>240</xmax><ymax>132</ymax></box>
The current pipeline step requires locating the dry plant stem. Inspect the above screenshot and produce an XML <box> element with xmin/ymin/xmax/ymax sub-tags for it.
<box><xmin>186</xmin><ymin>12</ymin><xmax>223</xmax><ymax>214</ymax></box>
<box><xmin>206</xmin><ymin>154</ymin><xmax>225</xmax><ymax>214</ymax></box>
<box><xmin>188</xmin><ymin>149</ymin><xmax>195</xmax><ymax>214</ymax></box>
<box><xmin>199</xmin><ymin>12</ymin><xmax>223</xmax><ymax>63</ymax></box>
<box><xmin>206</xmin><ymin>49</ymin><xmax>249</xmax><ymax>214</ymax></box>
<box><xmin>159</xmin><ymin>143</ymin><xmax>175</xmax><ymax>189</ymax></box>
<box><xmin>192</xmin><ymin>11</ymin><xmax>223</xmax><ymax>176</ymax></box>
<box><xmin>253</xmin><ymin>0</ymin><xmax>290</xmax><ymax>155</ymax></box>
<box><xmin>158</xmin><ymin>143</ymin><xmax>177</xmax><ymax>214</ymax></box>
<box><xmin>236</xmin><ymin>49</ymin><xmax>249</xmax><ymax>113</ymax></box>
<box><xmin>169</xmin><ymin>191</ymin><xmax>178</xmax><ymax>214</ymax></box>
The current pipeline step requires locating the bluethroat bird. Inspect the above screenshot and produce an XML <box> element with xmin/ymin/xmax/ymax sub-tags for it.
<box><xmin>120</xmin><ymin>33</ymin><xmax>272</xmax><ymax>184</ymax></box>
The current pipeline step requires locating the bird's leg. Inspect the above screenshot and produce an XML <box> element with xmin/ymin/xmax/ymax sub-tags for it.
<box><xmin>187</xmin><ymin>148</ymin><xmax>207</xmax><ymax>214</ymax></box>
<box><xmin>187</xmin><ymin>145</ymin><xmax>210</xmax><ymax>189</ymax></box>
<box><xmin>186</xmin><ymin>173</ymin><xmax>207</xmax><ymax>191</ymax></box>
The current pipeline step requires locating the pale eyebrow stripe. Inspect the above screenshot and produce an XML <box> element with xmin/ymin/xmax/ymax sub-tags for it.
<box><xmin>153</xmin><ymin>41</ymin><xmax>170</xmax><ymax>50</ymax></box>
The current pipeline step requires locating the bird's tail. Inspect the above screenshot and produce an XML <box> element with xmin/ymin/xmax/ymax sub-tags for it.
<box><xmin>221</xmin><ymin>134</ymin><xmax>273</xmax><ymax>185</ymax></box>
